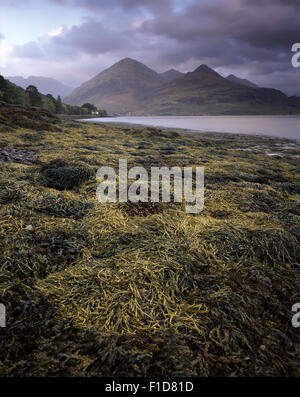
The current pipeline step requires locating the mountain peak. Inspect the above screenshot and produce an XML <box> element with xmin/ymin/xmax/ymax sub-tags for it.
<box><xmin>193</xmin><ymin>64</ymin><xmax>217</xmax><ymax>74</ymax></box>
<box><xmin>107</xmin><ymin>58</ymin><xmax>160</xmax><ymax>76</ymax></box>
<box><xmin>115</xmin><ymin>57</ymin><xmax>144</xmax><ymax>66</ymax></box>
<box><xmin>64</xmin><ymin>57</ymin><xmax>162</xmax><ymax>114</ymax></box>
<box><xmin>118</xmin><ymin>57</ymin><xmax>137</xmax><ymax>63</ymax></box>
<box><xmin>183</xmin><ymin>64</ymin><xmax>222</xmax><ymax>81</ymax></box>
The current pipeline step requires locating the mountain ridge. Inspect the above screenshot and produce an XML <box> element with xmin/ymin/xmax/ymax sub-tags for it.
<box><xmin>144</xmin><ymin>63</ymin><xmax>300</xmax><ymax>115</ymax></box>
<box><xmin>64</xmin><ymin>58</ymin><xmax>300</xmax><ymax>115</ymax></box>
<box><xmin>159</xmin><ymin>69</ymin><xmax>184</xmax><ymax>83</ymax></box>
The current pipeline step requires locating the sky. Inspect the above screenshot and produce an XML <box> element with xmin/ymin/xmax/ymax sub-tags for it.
<box><xmin>0</xmin><ymin>0</ymin><xmax>299</xmax><ymax>94</ymax></box>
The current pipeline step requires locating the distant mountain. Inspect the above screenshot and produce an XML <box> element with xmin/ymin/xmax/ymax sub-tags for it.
<box><xmin>143</xmin><ymin>64</ymin><xmax>300</xmax><ymax>115</ymax></box>
<box><xmin>226</xmin><ymin>74</ymin><xmax>259</xmax><ymax>89</ymax></box>
<box><xmin>159</xmin><ymin>69</ymin><xmax>184</xmax><ymax>83</ymax></box>
<box><xmin>64</xmin><ymin>58</ymin><xmax>300</xmax><ymax>115</ymax></box>
<box><xmin>6</xmin><ymin>76</ymin><xmax>74</xmax><ymax>98</ymax></box>
<box><xmin>64</xmin><ymin>58</ymin><xmax>164</xmax><ymax>114</ymax></box>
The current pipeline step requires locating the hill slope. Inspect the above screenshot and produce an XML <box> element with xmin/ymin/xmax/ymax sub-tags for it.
<box><xmin>226</xmin><ymin>74</ymin><xmax>258</xmax><ymax>89</ymax></box>
<box><xmin>64</xmin><ymin>58</ymin><xmax>164</xmax><ymax>114</ymax></box>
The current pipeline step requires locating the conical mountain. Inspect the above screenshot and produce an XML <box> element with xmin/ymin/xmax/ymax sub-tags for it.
<box><xmin>64</xmin><ymin>58</ymin><xmax>163</xmax><ymax>114</ymax></box>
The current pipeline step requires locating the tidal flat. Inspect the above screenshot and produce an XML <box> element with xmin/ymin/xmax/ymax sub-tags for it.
<box><xmin>0</xmin><ymin>107</ymin><xmax>299</xmax><ymax>376</ymax></box>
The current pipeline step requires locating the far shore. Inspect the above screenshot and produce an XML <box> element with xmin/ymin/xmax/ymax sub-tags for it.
<box><xmin>60</xmin><ymin>114</ymin><xmax>111</xmax><ymax>120</ymax></box>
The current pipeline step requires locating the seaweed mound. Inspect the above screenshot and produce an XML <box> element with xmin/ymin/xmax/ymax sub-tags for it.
<box><xmin>41</xmin><ymin>159</ymin><xmax>94</xmax><ymax>190</ymax></box>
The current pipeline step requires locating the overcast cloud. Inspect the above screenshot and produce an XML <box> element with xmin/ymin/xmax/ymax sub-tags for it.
<box><xmin>1</xmin><ymin>0</ymin><xmax>299</xmax><ymax>94</ymax></box>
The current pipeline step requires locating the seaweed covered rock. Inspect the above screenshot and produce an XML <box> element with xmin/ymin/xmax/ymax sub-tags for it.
<box><xmin>0</xmin><ymin>180</ymin><xmax>28</xmax><ymax>204</ymax></box>
<box><xmin>127</xmin><ymin>127</ymin><xmax>179</xmax><ymax>139</ymax></box>
<box><xmin>202</xmin><ymin>225</ymin><xmax>299</xmax><ymax>266</ymax></box>
<box><xmin>41</xmin><ymin>158</ymin><xmax>94</xmax><ymax>190</ymax></box>
<box><xmin>119</xmin><ymin>201</ymin><xmax>163</xmax><ymax>217</ymax></box>
<box><xmin>30</xmin><ymin>192</ymin><xmax>95</xmax><ymax>219</ymax></box>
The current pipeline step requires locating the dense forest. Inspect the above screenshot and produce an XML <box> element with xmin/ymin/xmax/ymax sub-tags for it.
<box><xmin>0</xmin><ymin>74</ymin><xmax>107</xmax><ymax>116</ymax></box>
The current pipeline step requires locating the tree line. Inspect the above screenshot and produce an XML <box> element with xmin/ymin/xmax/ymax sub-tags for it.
<box><xmin>0</xmin><ymin>74</ymin><xmax>107</xmax><ymax>116</ymax></box>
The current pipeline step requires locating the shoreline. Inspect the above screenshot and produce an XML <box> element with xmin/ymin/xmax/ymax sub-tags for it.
<box><xmin>77</xmin><ymin>117</ymin><xmax>300</xmax><ymax>142</ymax></box>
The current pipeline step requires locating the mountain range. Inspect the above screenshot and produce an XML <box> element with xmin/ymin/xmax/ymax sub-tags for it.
<box><xmin>6</xmin><ymin>76</ymin><xmax>74</xmax><ymax>98</ymax></box>
<box><xmin>63</xmin><ymin>58</ymin><xmax>300</xmax><ymax>115</ymax></box>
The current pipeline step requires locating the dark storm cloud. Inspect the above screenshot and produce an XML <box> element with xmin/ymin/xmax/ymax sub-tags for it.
<box><xmin>15</xmin><ymin>0</ymin><xmax>300</xmax><ymax>63</ymax></box>
<box><xmin>11</xmin><ymin>17</ymin><xmax>137</xmax><ymax>60</ymax></box>
<box><xmin>140</xmin><ymin>0</ymin><xmax>300</xmax><ymax>54</ymax></box>
<box><xmin>244</xmin><ymin>0</ymin><xmax>300</xmax><ymax>10</ymax></box>
<box><xmin>133</xmin><ymin>0</ymin><xmax>300</xmax><ymax>87</ymax></box>
<box><xmin>226</xmin><ymin>2</ymin><xmax>300</xmax><ymax>50</ymax></box>
<box><xmin>50</xmin><ymin>19</ymin><xmax>131</xmax><ymax>55</ymax></box>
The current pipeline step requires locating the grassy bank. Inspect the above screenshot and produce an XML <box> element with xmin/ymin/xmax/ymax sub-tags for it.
<box><xmin>0</xmin><ymin>107</ymin><xmax>299</xmax><ymax>376</ymax></box>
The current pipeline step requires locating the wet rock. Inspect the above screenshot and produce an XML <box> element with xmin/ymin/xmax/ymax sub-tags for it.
<box><xmin>0</xmin><ymin>148</ymin><xmax>39</xmax><ymax>164</ymax></box>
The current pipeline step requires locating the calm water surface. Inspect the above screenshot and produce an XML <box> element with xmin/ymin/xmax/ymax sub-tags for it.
<box><xmin>83</xmin><ymin>115</ymin><xmax>300</xmax><ymax>140</ymax></box>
